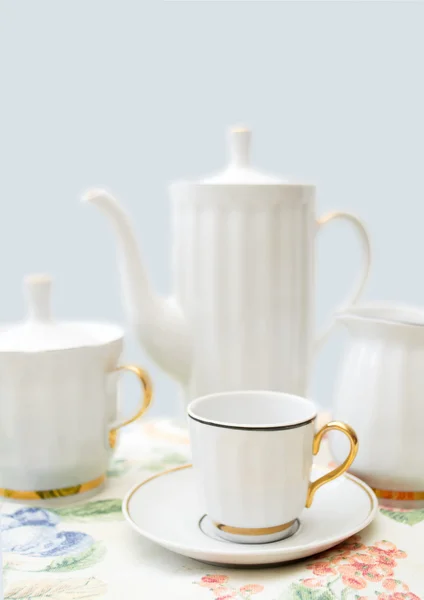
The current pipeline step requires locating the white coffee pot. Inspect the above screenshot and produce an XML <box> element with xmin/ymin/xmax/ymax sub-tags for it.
<box><xmin>83</xmin><ymin>127</ymin><xmax>371</xmax><ymax>408</ymax></box>
<box><xmin>0</xmin><ymin>274</ymin><xmax>152</xmax><ymax>500</ymax></box>
<box><xmin>330</xmin><ymin>305</ymin><xmax>424</xmax><ymax>508</ymax></box>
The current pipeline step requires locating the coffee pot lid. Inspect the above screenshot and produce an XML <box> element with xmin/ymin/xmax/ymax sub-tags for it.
<box><xmin>0</xmin><ymin>275</ymin><xmax>122</xmax><ymax>352</ymax></box>
<box><xmin>199</xmin><ymin>127</ymin><xmax>286</xmax><ymax>185</ymax></box>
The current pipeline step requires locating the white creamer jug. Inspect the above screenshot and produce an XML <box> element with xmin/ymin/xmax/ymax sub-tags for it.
<box><xmin>331</xmin><ymin>305</ymin><xmax>424</xmax><ymax>508</ymax></box>
<box><xmin>83</xmin><ymin>127</ymin><xmax>371</xmax><ymax>408</ymax></box>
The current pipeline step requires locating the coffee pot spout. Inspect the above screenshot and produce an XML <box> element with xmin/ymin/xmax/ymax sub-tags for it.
<box><xmin>82</xmin><ymin>189</ymin><xmax>192</xmax><ymax>384</ymax></box>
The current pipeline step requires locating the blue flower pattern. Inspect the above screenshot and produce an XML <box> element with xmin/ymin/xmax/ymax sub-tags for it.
<box><xmin>1</xmin><ymin>507</ymin><xmax>94</xmax><ymax>557</ymax></box>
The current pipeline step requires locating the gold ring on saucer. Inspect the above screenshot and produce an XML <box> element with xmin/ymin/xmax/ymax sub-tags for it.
<box><xmin>213</xmin><ymin>519</ymin><xmax>296</xmax><ymax>536</ymax></box>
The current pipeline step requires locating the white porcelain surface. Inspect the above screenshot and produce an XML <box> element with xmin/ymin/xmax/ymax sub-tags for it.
<box><xmin>123</xmin><ymin>465</ymin><xmax>378</xmax><ymax>566</ymax></box>
<box><xmin>188</xmin><ymin>391</ymin><xmax>357</xmax><ymax>544</ymax></box>
<box><xmin>83</xmin><ymin>127</ymin><xmax>372</xmax><ymax>408</ymax></box>
<box><xmin>0</xmin><ymin>275</ymin><xmax>150</xmax><ymax>493</ymax></box>
<box><xmin>331</xmin><ymin>304</ymin><xmax>424</xmax><ymax>507</ymax></box>
<box><xmin>0</xmin><ymin>275</ymin><xmax>122</xmax><ymax>352</ymax></box>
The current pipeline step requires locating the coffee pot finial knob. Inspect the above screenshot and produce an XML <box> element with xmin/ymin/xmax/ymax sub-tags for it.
<box><xmin>229</xmin><ymin>126</ymin><xmax>251</xmax><ymax>168</ymax></box>
<box><xmin>25</xmin><ymin>274</ymin><xmax>53</xmax><ymax>322</ymax></box>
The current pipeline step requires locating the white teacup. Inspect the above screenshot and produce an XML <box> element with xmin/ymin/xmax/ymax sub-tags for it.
<box><xmin>188</xmin><ymin>391</ymin><xmax>358</xmax><ymax>544</ymax></box>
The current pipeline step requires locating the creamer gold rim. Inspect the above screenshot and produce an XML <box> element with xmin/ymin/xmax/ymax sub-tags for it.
<box><xmin>124</xmin><ymin>464</ymin><xmax>378</xmax><ymax>546</ymax></box>
<box><xmin>373</xmin><ymin>488</ymin><xmax>424</xmax><ymax>501</ymax></box>
<box><xmin>0</xmin><ymin>474</ymin><xmax>106</xmax><ymax>500</ymax></box>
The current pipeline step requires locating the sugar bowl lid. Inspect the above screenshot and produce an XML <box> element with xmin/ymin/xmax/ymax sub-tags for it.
<box><xmin>198</xmin><ymin>127</ymin><xmax>287</xmax><ymax>185</ymax></box>
<box><xmin>0</xmin><ymin>275</ymin><xmax>122</xmax><ymax>353</ymax></box>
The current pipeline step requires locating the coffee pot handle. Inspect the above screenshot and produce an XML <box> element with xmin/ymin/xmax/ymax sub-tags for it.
<box><xmin>109</xmin><ymin>366</ymin><xmax>153</xmax><ymax>448</ymax></box>
<box><xmin>315</xmin><ymin>212</ymin><xmax>371</xmax><ymax>352</ymax></box>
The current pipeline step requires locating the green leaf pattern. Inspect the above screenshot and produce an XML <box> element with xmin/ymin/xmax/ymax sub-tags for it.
<box><xmin>284</xmin><ymin>582</ymin><xmax>334</xmax><ymax>600</ymax></box>
<box><xmin>51</xmin><ymin>499</ymin><xmax>123</xmax><ymax>522</ymax></box>
<box><xmin>106</xmin><ymin>458</ymin><xmax>131</xmax><ymax>478</ymax></box>
<box><xmin>380</xmin><ymin>507</ymin><xmax>424</xmax><ymax>526</ymax></box>
<box><xmin>45</xmin><ymin>542</ymin><xmax>107</xmax><ymax>572</ymax></box>
<box><xmin>0</xmin><ymin>446</ymin><xmax>190</xmax><ymax>586</ymax></box>
<box><xmin>4</xmin><ymin>576</ymin><xmax>107</xmax><ymax>599</ymax></box>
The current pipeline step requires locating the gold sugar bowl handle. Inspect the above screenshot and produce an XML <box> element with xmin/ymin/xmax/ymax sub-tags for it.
<box><xmin>109</xmin><ymin>365</ymin><xmax>153</xmax><ymax>448</ymax></box>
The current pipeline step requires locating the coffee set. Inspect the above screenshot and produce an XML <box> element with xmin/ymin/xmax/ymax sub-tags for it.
<box><xmin>0</xmin><ymin>127</ymin><xmax>421</xmax><ymax>567</ymax></box>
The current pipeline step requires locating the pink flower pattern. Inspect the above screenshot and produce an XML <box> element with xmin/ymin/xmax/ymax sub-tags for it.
<box><xmin>195</xmin><ymin>575</ymin><xmax>264</xmax><ymax>599</ymax></box>
<box><xmin>194</xmin><ymin>536</ymin><xmax>420</xmax><ymax>600</ymax></box>
<box><xmin>289</xmin><ymin>535</ymin><xmax>421</xmax><ymax>599</ymax></box>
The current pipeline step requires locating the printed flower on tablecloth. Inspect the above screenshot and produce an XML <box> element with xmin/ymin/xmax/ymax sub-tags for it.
<box><xmin>1</xmin><ymin>507</ymin><xmax>106</xmax><ymax>572</ymax></box>
<box><xmin>195</xmin><ymin>575</ymin><xmax>264</xmax><ymax>599</ymax></box>
<box><xmin>283</xmin><ymin>535</ymin><xmax>421</xmax><ymax>600</ymax></box>
<box><xmin>2</xmin><ymin>507</ymin><xmax>92</xmax><ymax>557</ymax></box>
<box><xmin>4</xmin><ymin>576</ymin><xmax>107</xmax><ymax>599</ymax></box>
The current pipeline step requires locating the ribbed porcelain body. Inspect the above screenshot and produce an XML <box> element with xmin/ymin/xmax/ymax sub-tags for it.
<box><xmin>84</xmin><ymin>128</ymin><xmax>372</xmax><ymax>412</ymax></box>
<box><xmin>0</xmin><ymin>273</ymin><xmax>143</xmax><ymax>496</ymax></box>
<box><xmin>0</xmin><ymin>340</ymin><xmax>122</xmax><ymax>493</ymax></box>
<box><xmin>171</xmin><ymin>182</ymin><xmax>316</xmax><ymax>401</ymax></box>
<box><xmin>331</xmin><ymin>308</ymin><xmax>424</xmax><ymax>507</ymax></box>
<box><xmin>188</xmin><ymin>391</ymin><xmax>317</xmax><ymax>544</ymax></box>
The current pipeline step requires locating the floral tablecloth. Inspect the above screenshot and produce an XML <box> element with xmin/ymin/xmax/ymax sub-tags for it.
<box><xmin>1</xmin><ymin>418</ymin><xmax>423</xmax><ymax>600</ymax></box>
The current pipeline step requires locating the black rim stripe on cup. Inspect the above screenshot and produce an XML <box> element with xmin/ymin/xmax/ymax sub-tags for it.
<box><xmin>188</xmin><ymin>414</ymin><xmax>316</xmax><ymax>431</ymax></box>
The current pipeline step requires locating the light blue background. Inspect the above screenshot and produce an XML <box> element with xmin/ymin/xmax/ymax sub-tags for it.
<box><xmin>0</xmin><ymin>1</ymin><xmax>423</xmax><ymax>420</ymax></box>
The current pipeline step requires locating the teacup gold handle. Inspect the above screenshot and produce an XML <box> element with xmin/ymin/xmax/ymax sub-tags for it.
<box><xmin>109</xmin><ymin>366</ymin><xmax>153</xmax><ymax>448</ymax></box>
<box><xmin>306</xmin><ymin>421</ymin><xmax>358</xmax><ymax>508</ymax></box>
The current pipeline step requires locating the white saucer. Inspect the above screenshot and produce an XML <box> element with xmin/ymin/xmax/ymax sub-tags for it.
<box><xmin>123</xmin><ymin>464</ymin><xmax>378</xmax><ymax>567</ymax></box>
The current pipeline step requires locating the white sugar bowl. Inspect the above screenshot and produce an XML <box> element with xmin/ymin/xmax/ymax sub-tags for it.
<box><xmin>0</xmin><ymin>274</ymin><xmax>152</xmax><ymax>501</ymax></box>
